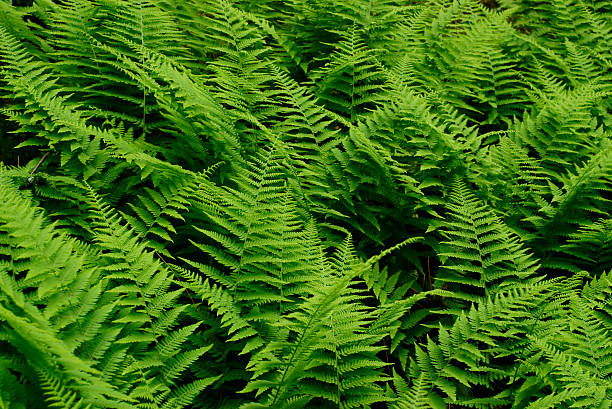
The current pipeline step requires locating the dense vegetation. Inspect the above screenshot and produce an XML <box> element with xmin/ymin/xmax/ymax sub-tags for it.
<box><xmin>0</xmin><ymin>0</ymin><xmax>611</xmax><ymax>408</ymax></box>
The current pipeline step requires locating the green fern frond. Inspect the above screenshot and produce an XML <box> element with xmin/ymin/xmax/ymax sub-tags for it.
<box><xmin>391</xmin><ymin>371</ymin><xmax>438</xmax><ymax>409</ymax></box>
<box><xmin>122</xmin><ymin>169</ymin><xmax>216</xmax><ymax>257</ymax></box>
<box><xmin>310</xmin><ymin>25</ymin><xmax>388</xmax><ymax>122</ymax></box>
<box><xmin>242</xmin><ymin>234</ymin><xmax>390</xmax><ymax>408</ymax></box>
<box><xmin>437</xmin><ymin>179</ymin><xmax>539</xmax><ymax>307</ymax></box>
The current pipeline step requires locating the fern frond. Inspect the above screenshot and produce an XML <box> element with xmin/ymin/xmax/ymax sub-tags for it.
<box><xmin>437</xmin><ymin>179</ymin><xmax>539</xmax><ymax>307</ymax></box>
<box><xmin>391</xmin><ymin>371</ymin><xmax>437</xmax><ymax>409</ymax></box>
<box><xmin>310</xmin><ymin>25</ymin><xmax>388</xmax><ymax>122</ymax></box>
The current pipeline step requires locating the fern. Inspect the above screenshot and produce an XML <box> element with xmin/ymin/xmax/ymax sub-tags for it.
<box><xmin>436</xmin><ymin>180</ymin><xmax>540</xmax><ymax>307</ymax></box>
<box><xmin>81</xmin><ymin>186</ymin><xmax>218</xmax><ymax>409</ymax></box>
<box><xmin>241</xmin><ymin>232</ymin><xmax>391</xmax><ymax>409</ymax></box>
<box><xmin>310</xmin><ymin>25</ymin><xmax>388</xmax><ymax>122</ymax></box>
<box><xmin>198</xmin><ymin>0</ymin><xmax>276</xmax><ymax>128</ymax></box>
<box><xmin>0</xmin><ymin>176</ymin><xmax>133</xmax><ymax>408</ymax></box>
<box><xmin>0</xmin><ymin>0</ymin><xmax>610</xmax><ymax>408</ymax></box>
<box><xmin>391</xmin><ymin>371</ymin><xmax>438</xmax><ymax>409</ymax></box>
<box><xmin>186</xmin><ymin>147</ymin><xmax>314</xmax><ymax>321</ymax></box>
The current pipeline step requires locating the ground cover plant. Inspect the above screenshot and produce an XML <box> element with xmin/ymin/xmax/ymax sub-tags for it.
<box><xmin>0</xmin><ymin>0</ymin><xmax>611</xmax><ymax>408</ymax></box>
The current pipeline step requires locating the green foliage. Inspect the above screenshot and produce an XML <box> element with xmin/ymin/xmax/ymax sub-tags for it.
<box><xmin>0</xmin><ymin>0</ymin><xmax>610</xmax><ymax>408</ymax></box>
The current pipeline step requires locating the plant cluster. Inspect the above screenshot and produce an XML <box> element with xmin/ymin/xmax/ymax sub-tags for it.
<box><xmin>0</xmin><ymin>0</ymin><xmax>611</xmax><ymax>408</ymax></box>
